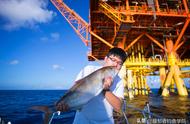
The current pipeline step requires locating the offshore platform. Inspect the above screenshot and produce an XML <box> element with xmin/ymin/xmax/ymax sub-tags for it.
<box><xmin>51</xmin><ymin>0</ymin><xmax>190</xmax><ymax>98</ymax></box>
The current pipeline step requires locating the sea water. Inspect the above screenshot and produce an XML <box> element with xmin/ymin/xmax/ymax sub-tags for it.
<box><xmin>0</xmin><ymin>90</ymin><xmax>189</xmax><ymax>124</ymax></box>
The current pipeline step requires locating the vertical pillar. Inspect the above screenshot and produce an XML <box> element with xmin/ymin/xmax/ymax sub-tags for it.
<box><xmin>118</xmin><ymin>35</ymin><xmax>126</xmax><ymax>49</ymax></box>
<box><xmin>170</xmin><ymin>78</ymin><xmax>175</xmax><ymax>93</ymax></box>
<box><xmin>141</xmin><ymin>43</ymin><xmax>145</xmax><ymax>62</ymax></box>
<box><xmin>140</xmin><ymin>71</ymin><xmax>145</xmax><ymax>95</ymax></box>
<box><xmin>133</xmin><ymin>72</ymin><xmax>138</xmax><ymax>95</ymax></box>
<box><xmin>162</xmin><ymin>39</ymin><xmax>188</xmax><ymax>96</ymax></box>
<box><xmin>137</xmin><ymin>75</ymin><xmax>142</xmax><ymax>95</ymax></box>
<box><xmin>154</xmin><ymin>0</ymin><xmax>160</xmax><ymax>12</ymax></box>
<box><xmin>144</xmin><ymin>78</ymin><xmax>149</xmax><ymax>95</ymax></box>
<box><xmin>173</xmin><ymin>65</ymin><xmax>188</xmax><ymax>96</ymax></box>
<box><xmin>162</xmin><ymin>67</ymin><xmax>174</xmax><ymax>96</ymax></box>
<box><xmin>162</xmin><ymin>39</ymin><xmax>174</xmax><ymax>96</ymax></box>
<box><xmin>138</xmin><ymin>43</ymin><xmax>142</xmax><ymax>62</ymax></box>
<box><xmin>127</xmin><ymin>70</ymin><xmax>134</xmax><ymax>99</ymax></box>
<box><xmin>126</xmin><ymin>0</ymin><xmax>129</xmax><ymax>11</ymax></box>
<box><xmin>132</xmin><ymin>46</ymin><xmax>135</xmax><ymax>63</ymax></box>
<box><xmin>159</xmin><ymin>67</ymin><xmax>166</xmax><ymax>88</ymax></box>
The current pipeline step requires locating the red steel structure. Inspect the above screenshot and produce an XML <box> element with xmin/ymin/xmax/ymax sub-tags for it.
<box><xmin>51</xmin><ymin>0</ymin><xmax>190</xmax><ymax>96</ymax></box>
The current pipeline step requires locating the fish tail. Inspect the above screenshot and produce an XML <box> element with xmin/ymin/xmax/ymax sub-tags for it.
<box><xmin>30</xmin><ymin>106</ymin><xmax>52</xmax><ymax>124</ymax></box>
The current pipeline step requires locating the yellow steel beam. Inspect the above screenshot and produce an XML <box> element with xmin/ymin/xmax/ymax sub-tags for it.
<box><xmin>124</xmin><ymin>59</ymin><xmax>190</xmax><ymax>67</ymax></box>
<box><xmin>181</xmin><ymin>70</ymin><xmax>190</xmax><ymax>73</ymax></box>
<box><xmin>159</xmin><ymin>67</ymin><xmax>166</xmax><ymax>88</ymax></box>
<box><xmin>162</xmin><ymin>67</ymin><xmax>174</xmax><ymax>97</ymax></box>
<box><xmin>127</xmin><ymin>70</ymin><xmax>134</xmax><ymax>99</ymax></box>
<box><xmin>170</xmin><ymin>78</ymin><xmax>175</xmax><ymax>93</ymax></box>
<box><xmin>140</xmin><ymin>71</ymin><xmax>145</xmax><ymax>95</ymax></box>
<box><xmin>133</xmin><ymin>72</ymin><xmax>138</xmax><ymax>95</ymax></box>
<box><xmin>137</xmin><ymin>76</ymin><xmax>141</xmax><ymax>95</ymax></box>
<box><xmin>124</xmin><ymin>58</ymin><xmax>167</xmax><ymax>66</ymax></box>
<box><xmin>99</xmin><ymin>1</ymin><xmax>121</xmax><ymax>25</ymax></box>
<box><xmin>138</xmin><ymin>43</ymin><xmax>141</xmax><ymax>62</ymax></box>
<box><xmin>177</xmin><ymin>60</ymin><xmax>190</xmax><ymax>66</ymax></box>
<box><xmin>125</xmin><ymin>61</ymin><xmax>166</xmax><ymax>66</ymax></box>
<box><xmin>173</xmin><ymin>65</ymin><xmax>188</xmax><ymax>96</ymax></box>
<box><xmin>99</xmin><ymin>1</ymin><xmax>134</xmax><ymax>25</ymax></box>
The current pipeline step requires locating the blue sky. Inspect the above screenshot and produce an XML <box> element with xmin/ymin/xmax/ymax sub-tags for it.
<box><xmin>0</xmin><ymin>0</ymin><xmax>189</xmax><ymax>90</ymax></box>
<box><xmin>0</xmin><ymin>0</ymin><xmax>98</xmax><ymax>90</ymax></box>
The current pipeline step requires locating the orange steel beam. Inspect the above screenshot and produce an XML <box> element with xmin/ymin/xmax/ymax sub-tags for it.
<box><xmin>155</xmin><ymin>0</ymin><xmax>160</xmax><ymax>12</ymax></box>
<box><xmin>88</xmin><ymin>54</ymin><xmax>99</xmax><ymax>61</ymax></box>
<box><xmin>174</xmin><ymin>19</ymin><xmax>190</xmax><ymax>49</ymax></box>
<box><xmin>145</xmin><ymin>33</ymin><xmax>166</xmax><ymax>51</ymax></box>
<box><xmin>111</xmin><ymin>24</ymin><xmax>120</xmax><ymax>44</ymax></box>
<box><xmin>175</xmin><ymin>40</ymin><xmax>185</xmax><ymax>51</ymax></box>
<box><xmin>119</xmin><ymin>5</ymin><xmax>187</xmax><ymax>17</ymax></box>
<box><xmin>90</xmin><ymin>31</ymin><xmax>114</xmax><ymax>48</ymax></box>
<box><xmin>117</xmin><ymin>35</ymin><xmax>126</xmax><ymax>49</ymax></box>
<box><xmin>51</xmin><ymin>0</ymin><xmax>89</xmax><ymax>45</ymax></box>
<box><xmin>182</xmin><ymin>0</ymin><xmax>189</xmax><ymax>14</ymax></box>
<box><xmin>126</xmin><ymin>0</ymin><xmax>129</xmax><ymax>10</ymax></box>
<box><xmin>124</xmin><ymin>33</ymin><xmax>144</xmax><ymax>51</ymax></box>
<box><xmin>88</xmin><ymin>54</ymin><xmax>103</xmax><ymax>65</ymax></box>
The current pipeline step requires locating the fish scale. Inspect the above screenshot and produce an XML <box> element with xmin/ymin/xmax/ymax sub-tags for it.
<box><xmin>56</xmin><ymin>66</ymin><xmax>118</xmax><ymax>111</ymax></box>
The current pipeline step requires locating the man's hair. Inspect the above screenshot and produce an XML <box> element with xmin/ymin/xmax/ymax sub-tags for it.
<box><xmin>106</xmin><ymin>47</ymin><xmax>127</xmax><ymax>62</ymax></box>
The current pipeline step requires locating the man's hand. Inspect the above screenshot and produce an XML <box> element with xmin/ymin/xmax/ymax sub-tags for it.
<box><xmin>103</xmin><ymin>76</ymin><xmax>113</xmax><ymax>90</ymax></box>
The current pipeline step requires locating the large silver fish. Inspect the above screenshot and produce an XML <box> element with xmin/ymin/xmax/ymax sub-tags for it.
<box><xmin>56</xmin><ymin>66</ymin><xmax>118</xmax><ymax>111</ymax></box>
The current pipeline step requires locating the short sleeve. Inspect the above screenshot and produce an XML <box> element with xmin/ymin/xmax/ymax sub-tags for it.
<box><xmin>75</xmin><ymin>65</ymin><xmax>101</xmax><ymax>81</ymax></box>
<box><xmin>111</xmin><ymin>75</ymin><xmax>124</xmax><ymax>99</ymax></box>
<box><xmin>115</xmin><ymin>80</ymin><xmax>124</xmax><ymax>99</ymax></box>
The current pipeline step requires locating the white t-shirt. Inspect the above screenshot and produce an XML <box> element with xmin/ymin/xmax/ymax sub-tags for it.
<box><xmin>73</xmin><ymin>65</ymin><xmax>124</xmax><ymax>124</ymax></box>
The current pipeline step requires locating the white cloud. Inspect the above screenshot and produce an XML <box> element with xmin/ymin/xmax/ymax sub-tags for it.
<box><xmin>0</xmin><ymin>0</ymin><xmax>56</xmax><ymax>30</ymax></box>
<box><xmin>40</xmin><ymin>36</ymin><xmax>49</xmax><ymax>42</ymax></box>
<box><xmin>52</xmin><ymin>64</ymin><xmax>64</xmax><ymax>70</ymax></box>
<box><xmin>51</xmin><ymin>32</ymin><xmax>60</xmax><ymax>40</ymax></box>
<box><xmin>10</xmin><ymin>60</ymin><xmax>19</xmax><ymax>65</ymax></box>
<box><xmin>41</xmin><ymin>32</ymin><xmax>60</xmax><ymax>42</ymax></box>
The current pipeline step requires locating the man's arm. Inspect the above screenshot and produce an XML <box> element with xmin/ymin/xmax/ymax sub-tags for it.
<box><xmin>104</xmin><ymin>91</ymin><xmax>123</xmax><ymax>112</ymax></box>
<box><xmin>103</xmin><ymin>76</ymin><xmax>124</xmax><ymax>112</ymax></box>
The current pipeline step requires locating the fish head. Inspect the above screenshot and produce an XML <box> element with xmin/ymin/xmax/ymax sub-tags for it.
<box><xmin>102</xmin><ymin>66</ymin><xmax>118</xmax><ymax>78</ymax></box>
<box><xmin>55</xmin><ymin>100</ymin><xmax>70</xmax><ymax>112</ymax></box>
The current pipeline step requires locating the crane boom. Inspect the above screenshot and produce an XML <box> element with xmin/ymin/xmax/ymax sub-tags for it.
<box><xmin>51</xmin><ymin>0</ymin><xmax>90</xmax><ymax>46</ymax></box>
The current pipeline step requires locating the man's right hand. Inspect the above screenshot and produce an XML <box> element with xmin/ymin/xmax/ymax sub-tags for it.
<box><xmin>103</xmin><ymin>76</ymin><xmax>113</xmax><ymax>90</ymax></box>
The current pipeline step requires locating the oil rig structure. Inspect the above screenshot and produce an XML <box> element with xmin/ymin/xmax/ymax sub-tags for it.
<box><xmin>51</xmin><ymin>0</ymin><xmax>190</xmax><ymax>98</ymax></box>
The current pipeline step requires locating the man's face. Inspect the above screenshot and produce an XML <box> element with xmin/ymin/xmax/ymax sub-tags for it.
<box><xmin>104</xmin><ymin>55</ymin><xmax>123</xmax><ymax>70</ymax></box>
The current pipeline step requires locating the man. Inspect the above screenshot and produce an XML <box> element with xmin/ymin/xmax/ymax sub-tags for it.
<box><xmin>73</xmin><ymin>47</ymin><xmax>127</xmax><ymax>124</ymax></box>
